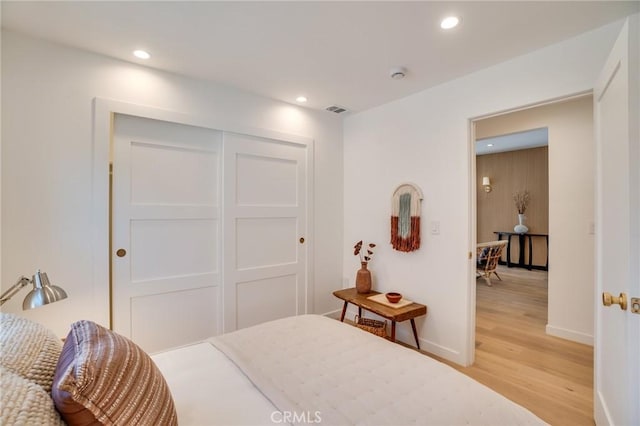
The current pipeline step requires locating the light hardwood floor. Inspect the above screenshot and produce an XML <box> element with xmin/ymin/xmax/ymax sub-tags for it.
<box><xmin>340</xmin><ymin>266</ymin><xmax>594</xmax><ymax>424</ymax></box>
<box><xmin>428</xmin><ymin>266</ymin><xmax>594</xmax><ymax>426</ymax></box>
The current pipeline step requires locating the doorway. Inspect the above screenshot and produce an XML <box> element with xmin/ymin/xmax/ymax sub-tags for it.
<box><xmin>474</xmin><ymin>94</ymin><xmax>595</xmax><ymax>345</ymax></box>
<box><xmin>468</xmin><ymin>95</ymin><xmax>596</xmax><ymax>423</ymax></box>
<box><xmin>475</xmin><ymin>128</ymin><xmax>549</xmax><ymax>272</ymax></box>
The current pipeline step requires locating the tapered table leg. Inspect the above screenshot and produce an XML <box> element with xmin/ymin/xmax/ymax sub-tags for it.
<box><xmin>340</xmin><ymin>301</ymin><xmax>348</xmax><ymax>322</ymax></box>
<box><xmin>411</xmin><ymin>319</ymin><xmax>420</xmax><ymax>349</ymax></box>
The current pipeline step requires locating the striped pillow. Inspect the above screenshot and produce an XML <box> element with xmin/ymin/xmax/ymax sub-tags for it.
<box><xmin>51</xmin><ymin>320</ymin><xmax>178</xmax><ymax>426</ymax></box>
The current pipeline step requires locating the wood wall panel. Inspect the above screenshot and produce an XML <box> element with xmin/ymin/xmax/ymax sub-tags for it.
<box><xmin>476</xmin><ymin>147</ymin><xmax>548</xmax><ymax>266</ymax></box>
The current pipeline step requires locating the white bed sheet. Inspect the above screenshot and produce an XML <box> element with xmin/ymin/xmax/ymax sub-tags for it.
<box><xmin>152</xmin><ymin>341</ymin><xmax>279</xmax><ymax>426</ymax></box>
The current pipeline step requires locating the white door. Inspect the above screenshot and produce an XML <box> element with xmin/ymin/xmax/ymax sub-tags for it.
<box><xmin>112</xmin><ymin>115</ymin><xmax>222</xmax><ymax>353</ymax></box>
<box><xmin>594</xmin><ymin>16</ymin><xmax>639</xmax><ymax>426</ymax></box>
<box><xmin>223</xmin><ymin>132</ymin><xmax>309</xmax><ymax>331</ymax></box>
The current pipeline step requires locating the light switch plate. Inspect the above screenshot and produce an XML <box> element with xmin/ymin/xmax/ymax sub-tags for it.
<box><xmin>431</xmin><ymin>221</ymin><xmax>440</xmax><ymax>235</ymax></box>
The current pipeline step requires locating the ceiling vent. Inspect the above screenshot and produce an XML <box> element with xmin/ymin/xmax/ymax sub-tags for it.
<box><xmin>325</xmin><ymin>105</ymin><xmax>348</xmax><ymax>114</ymax></box>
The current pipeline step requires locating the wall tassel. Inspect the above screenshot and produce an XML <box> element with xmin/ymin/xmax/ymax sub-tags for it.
<box><xmin>390</xmin><ymin>183</ymin><xmax>423</xmax><ymax>252</ymax></box>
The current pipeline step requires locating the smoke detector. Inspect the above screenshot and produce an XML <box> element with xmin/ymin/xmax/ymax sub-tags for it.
<box><xmin>390</xmin><ymin>66</ymin><xmax>407</xmax><ymax>80</ymax></box>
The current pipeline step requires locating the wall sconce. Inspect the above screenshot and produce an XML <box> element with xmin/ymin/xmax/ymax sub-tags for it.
<box><xmin>0</xmin><ymin>270</ymin><xmax>68</xmax><ymax>310</ymax></box>
<box><xmin>482</xmin><ymin>177</ymin><xmax>492</xmax><ymax>193</ymax></box>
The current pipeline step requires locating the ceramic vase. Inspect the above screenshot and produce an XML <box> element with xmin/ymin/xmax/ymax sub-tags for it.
<box><xmin>355</xmin><ymin>262</ymin><xmax>372</xmax><ymax>294</ymax></box>
<box><xmin>514</xmin><ymin>213</ymin><xmax>529</xmax><ymax>234</ymax></box>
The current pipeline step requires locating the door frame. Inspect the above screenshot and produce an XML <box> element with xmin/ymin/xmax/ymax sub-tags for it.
<box><xmin>465</xmin><ymin>91</ymin><xmax>592</xmax><ymax>366</ymax></box>
<box><xmin>91</xmin><ymin>98</ymin><xmax>315</xmax><ymax>329</ymax></box>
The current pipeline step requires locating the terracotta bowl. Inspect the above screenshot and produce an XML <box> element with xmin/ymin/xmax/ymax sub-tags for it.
<box><xmin>385</xmin><ymin>292</ymin><xmax>402</xmax><ymax>303</ymax></box>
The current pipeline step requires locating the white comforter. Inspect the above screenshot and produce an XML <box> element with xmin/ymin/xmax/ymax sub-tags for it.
<box><xmin>209</xmin><ymin>315</ymin><xmax>545</xmax><ymax>426</ymax></box>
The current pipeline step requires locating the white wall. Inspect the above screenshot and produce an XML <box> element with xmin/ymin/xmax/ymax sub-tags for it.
<box><xmin>1</xmin><ymin>30</ymin><xmax>344</xmax><ymax>337</ymax></box>
<box><xmin>344</xmin><ymin>21</ymin><xmax>623</xmax><ymax>365</ymax></box>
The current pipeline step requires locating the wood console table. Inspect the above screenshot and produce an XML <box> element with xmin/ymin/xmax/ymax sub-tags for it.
<box><xmin>333</xmin><ymin>288</ymin><xmax>427</xmax><ymax>349</ymax></box>
<box><xmin>494</xmin><ymin>231</ymin><xmax>549</xmax><ymax>271</ymax></box>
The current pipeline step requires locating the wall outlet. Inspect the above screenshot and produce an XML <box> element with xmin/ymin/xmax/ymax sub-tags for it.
<box><xmin>589</xmin><ymin>222</ymin><xmax>595</xmax><ymax>235</ymax></box>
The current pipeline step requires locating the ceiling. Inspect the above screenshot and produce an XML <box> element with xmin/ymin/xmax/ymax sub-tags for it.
<box><xmin>476</xmin><ymin>127</ymin><xmax>548</xmax><ymax>156</ymax></box>
<box><xmin>2</xmin><ymin>1</ymin><xmax>638</xmax><ymax>113</ymax></box>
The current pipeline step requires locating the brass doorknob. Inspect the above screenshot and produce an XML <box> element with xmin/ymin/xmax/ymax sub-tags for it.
<box><xmin>299</xmin><ymin>237</ymin><xmax>305</xmax><ymax>244</ymax></box>
<box><xmin>602</xmin><ymin>292</ymin><xmax>627</xmax><ymax>310</ymax></box>
<box><xmin>116</xmin><ymin>249</ymin><xmax>127</xmax><ymax>258</ymax></box>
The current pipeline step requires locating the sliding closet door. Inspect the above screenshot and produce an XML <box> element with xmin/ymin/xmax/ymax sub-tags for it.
<box><xmin>112</xmin><ymin>115</ymin><xmax>222</xmax><ymax>353</ymax></box>
<box><xmin>223</xmin><ymin>132</ymin><xmax>309</xmax><ymax>332</ymax></box>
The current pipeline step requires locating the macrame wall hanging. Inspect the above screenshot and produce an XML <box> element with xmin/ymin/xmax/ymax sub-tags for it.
<box><xmin>390</xmin><ymin>183</ymin><xmax>423</xmax><ymax>252</ymax></box>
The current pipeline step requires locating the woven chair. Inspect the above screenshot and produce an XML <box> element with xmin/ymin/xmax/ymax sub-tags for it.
<box><xmin>476</xmin><ymin>240</ymin><xmax>508</xmax><ymax>286</ymax></box>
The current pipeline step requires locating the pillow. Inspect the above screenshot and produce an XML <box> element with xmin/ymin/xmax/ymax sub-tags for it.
<box><xmin>0</xmin><ymin>312</ymin><xmax>62</xmax><ymax>392</ymax></box>
<box><xmin>0</xmin><ymin>365</ymin><xmax>65</xmax><ymax>425</ymax></box>
<box><xmin>52</xmin><ymin>320</ymin><xmax>178</xmax><ymax>426</ymax></box>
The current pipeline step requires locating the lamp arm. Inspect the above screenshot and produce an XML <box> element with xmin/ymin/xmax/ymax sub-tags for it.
<box><xmin>0</xmin><ymin>276</ymin><xmax>31</xmax><ymax>306</ymax></box>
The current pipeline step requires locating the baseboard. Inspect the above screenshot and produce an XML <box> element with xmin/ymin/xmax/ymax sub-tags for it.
<box><xmin>339</xmin><ymin>306</ymin><xmax>465</xmax><ymax>365</ymax></box>
<box><xmin>321</xmin><ymin>309</ymin><xmax>342</xmax><ymax>320</ymax></box>
<box><xmin>417</xmin><ymin>337</ymin><xmax>465</xmax><ymax>365</ymax></box>
<box><xmin>595</xmin><ymin>389</ymin><xmax>612</xmax><ymax>426</ymax></box>
<box><xmin>546</xmin><ymin>324</ymin><xmax>594</xmax><ymax>346</ymax></box>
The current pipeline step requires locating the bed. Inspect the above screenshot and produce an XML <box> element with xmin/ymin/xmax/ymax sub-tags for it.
<box><xmin>1</xmin><ymin>313</ymin><xmax>546</xmax><ymax>425</ymax></box>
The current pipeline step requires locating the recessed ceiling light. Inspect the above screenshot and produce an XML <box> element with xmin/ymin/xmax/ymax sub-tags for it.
<box><xmin>133</xmin><ymin>50</ymin><xmax>151</xmax><ymax>60</ymax></box>
<box><xmin>440</xmin><ymin>16</ymin><xmax>460</xmax><ymax>30</ymax></box>
<box><xmin>296</xmin><ymin>96</ymin><xmax>308</xmax><ymax>103</ymax></box>
<box><xmin>487</xmin><ymin>143</ymin><xmax>494</xmax><ymax>147</ymax></box>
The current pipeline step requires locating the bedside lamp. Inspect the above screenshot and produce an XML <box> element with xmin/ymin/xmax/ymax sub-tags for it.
<box><xmin>0</xmin><ymin>270</ymin><xmax>68</xmax><ymax>309</ymax></box>
<box><xmin>482</xmin><ymin>177</ymin><xmax>492</xmax><ymax>193</ymax></box>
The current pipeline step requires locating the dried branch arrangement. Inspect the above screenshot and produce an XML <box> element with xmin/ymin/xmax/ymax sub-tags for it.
<box><xmin>353</xmin><ymin>241</ymin><xmax>376</xmax><ymax>264</ymax></box>
<box><xmin>513</xmin><ymin>190</ymin><xmax>530</xmax><ymax>214</ymax></box>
